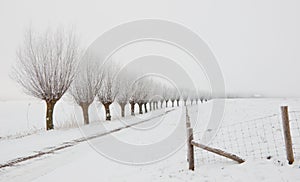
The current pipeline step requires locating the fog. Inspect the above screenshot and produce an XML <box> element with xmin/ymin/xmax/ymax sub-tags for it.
<box><xmin>0</xmin><ymin>0</ymin><xmax>299</xmax><ymax>99</ymax></box>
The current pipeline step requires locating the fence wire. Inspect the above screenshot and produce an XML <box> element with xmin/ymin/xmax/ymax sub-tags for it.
<box><xmin>192</xmin><ymin>111</ymin><xmax>300</xmax><ymax>165</ymax></box>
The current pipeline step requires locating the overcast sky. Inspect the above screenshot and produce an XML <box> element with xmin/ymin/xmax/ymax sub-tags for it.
<box><xmin>0</xmin><ymin>0</ymin><xmax>300</xmax><ymax>100</ymax></box>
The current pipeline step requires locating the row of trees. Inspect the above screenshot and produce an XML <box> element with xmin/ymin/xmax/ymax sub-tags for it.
<box><xmin>12</xmin><ymin>28</ymin><xmax>209</xmax><ymax>130</ymax></box>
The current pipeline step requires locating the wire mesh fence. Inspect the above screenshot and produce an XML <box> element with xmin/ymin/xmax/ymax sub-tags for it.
<box><xmin>191</xmin><ymin>110</ymin><xmax>300</xmax><ymax>166</ymax></box>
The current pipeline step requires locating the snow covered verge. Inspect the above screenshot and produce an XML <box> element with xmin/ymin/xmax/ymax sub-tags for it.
<box><xmin>0</xmin><ymin>98</ymin><xmax>300</xmax><ymax>181</ymax></box>
<box><xmin>0</xmin><ymin>98</ymin><xmax>151</xmax><ymax>139</ymax></box>
<box><xmin>0</xmin><ymin>105</ymin><xmax>173</xmax><ymax>166</ymax></box>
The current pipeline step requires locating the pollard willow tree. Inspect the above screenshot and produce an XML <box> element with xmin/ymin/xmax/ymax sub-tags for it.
<box><xmin>98</xmin><ymin>63</ymin><xmax>119</xmax><ymax>121</ymax></box>
<box><xmin>129</xmin><ymin>82</ymin><xmax>139</xmax><ymax>116</ymax></box>
<box><xmin>116</xmin><ymin>74</ymin><xmax>131</xmax><ymax>117</ymax></box>
<box><xmin>170</xmin><ymin>89</ymin><xmax>178</xmax><ymax>107</ymax></box>
<box><xmin>12</xmin><ymin>28</ymin><xmax>80</xmax><ymax>130</ymax></box>
<box><xmin>142</xmin><ymin>79</ymin><xmax>153</xmax><ymax>113</ymax></box>
<box><xmin>129</xmin><ymin>78</ymin><xmax>150</xmax><ymax>115</ymax></box>
<box><xmin>181</xmin><ymin>89</ymin><xmax>189</xmax><ymax>106</ymax></box>
<box><xmin>69</xmin><ymin>53</ymin><xmax>103</xmax><ymax>124</ymax></box>
<box><xmin>162</xmin><ymin>86</ymin><xmax>171</xmax><ymax>108</ymax></box>
<box><xmin>135</xmin><ymin>80</ymin><xmax>148</xmax><ymax>114</ymax></box>
<box><xmin>151</xmin><ymin>84</ymin><xmax>161</xmax><ymax>110</ymax></box>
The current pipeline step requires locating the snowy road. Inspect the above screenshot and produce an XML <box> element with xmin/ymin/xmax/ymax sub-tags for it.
<box><xmin>0</xmin><ymin>107</ymin><xmax>188</xmax><ymax>182</ymax></box>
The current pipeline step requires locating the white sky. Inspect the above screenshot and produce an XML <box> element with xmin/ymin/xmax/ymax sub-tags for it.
<box><xmin>0</xmin><ymin>0</ymin><xmax>300</xmax><ymax>100</ymax></box>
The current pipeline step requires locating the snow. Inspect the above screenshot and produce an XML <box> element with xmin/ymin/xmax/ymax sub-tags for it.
<box><xmin>0</xmin><ymin>98</ymin><xmax>300</xmax><ymax>181</ymax></box>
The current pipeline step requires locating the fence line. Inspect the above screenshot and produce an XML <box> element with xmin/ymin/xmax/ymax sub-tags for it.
<box><xmin>186</xmin><ymin>106</ymin><xmax>300</xmax><ymax>169</ymax></box>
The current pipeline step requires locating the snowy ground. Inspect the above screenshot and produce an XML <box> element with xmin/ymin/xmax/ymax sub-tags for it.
<box><xmin>0</xmin><ymin>98</ymin><xmax>300</xmax><ymax>181</ymax></box>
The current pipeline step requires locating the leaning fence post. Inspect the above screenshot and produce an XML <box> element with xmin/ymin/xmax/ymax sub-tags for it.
<box><xmin>280</xmin><ymin>106</ymin><xmax>294</xmax><ymax>164</ymax></box>
<box><xmin>187</xmin><ymin>127</ymin><xmax>195</xmax><ymax>170</ymax></box>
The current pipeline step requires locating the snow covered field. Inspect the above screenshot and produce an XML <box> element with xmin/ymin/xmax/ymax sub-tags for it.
<box><xmin>0</xmin><ymin>98</ymin><xmax>300</xmax><ymax>181</ymax></box>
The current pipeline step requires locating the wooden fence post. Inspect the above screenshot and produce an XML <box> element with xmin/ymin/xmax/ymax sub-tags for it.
<box><xmin>280</xmin><ymin>106</ymin><xmax>294</xmax><ymax>164</ymax></box>
<box><xmin>185</xmin><ymin>106</ymin><xmax>191</xmax><ymax>161</ymax></box>
<box><xmin>187</xmin><ymin>127</ymin><xmax>195</xmax><ymax>170</ymax></box>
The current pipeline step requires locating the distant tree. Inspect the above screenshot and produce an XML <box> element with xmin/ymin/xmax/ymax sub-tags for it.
<box><xmin>195</xmin><ymin>92</ymin><xmax>199</xmax><ymax>104</ymax></box>
<box><xmin>160</xmin><ymin>98</ymin><xmax>164</xmax><ymax>108</ymax></box>
<box><xmin>129</xmin><ymin>82</ymin><xmax>138</xmax><ymax>116</ymax></box>
<box><xmin>182</xmin><ymin>89</ymin><xmax>189</xmax><ymax>106</ymax></box>
<box><xmin>116</xmin><ymin>74</ymin><xmax>131</xmax><ymax>117</ymax></box>
<box><xmin>162</xmin><ymin>86</ymin><xmax>171</xmax><ymax>108</ymax></box>
<box><xmin>135</xmin><ymin>80</ymin><xmax>148</xmax><ymax>114</ymax></box>
<box><xmin>190</xmin><ymin>91</ymin><xmax>197</xmax><ymax>105</ymax></box>
<box><xmin>176</xmin><ymin>91</ymin><xmax>180</xmax><ymax>107</ymax></box>
<box><xmin>170</xmin><ymin>89</ymin><xmax>178</xmax><ymax>107</ymax></box>
<box><xmin>98</xmin><ymin>63</ymin><xmax>119</xmax><ymax>121</ymax></box>
<box><xmin>69</xmin><ymin>53</ymin><xmax>103</xmax><ymax>124</ymax></box>
<box><xmin>150</xmin><ymin>85</ymin><xmax>160</xmax><ymax>110</ymax></box>
<box><xmin>143</xmin><ymin>79</ymin><xmax>153</xmax><ymax>113</ymax></box>
<box><xmin>12</xmin><ymin>28</ymin><xmax>80</xmax><ymax>130</ymax></box>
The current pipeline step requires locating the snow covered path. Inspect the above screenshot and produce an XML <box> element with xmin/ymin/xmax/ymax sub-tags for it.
<box><xmin>0</xmin><ymin>107</ymin><xmax>185</xmax><ymax>181</ymax></box>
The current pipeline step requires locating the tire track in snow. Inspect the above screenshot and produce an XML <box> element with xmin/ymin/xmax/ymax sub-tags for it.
<box><xmin>0</xmin><ymin>109</ymin><xmax>175</xmax><ymax>169</ymax></box>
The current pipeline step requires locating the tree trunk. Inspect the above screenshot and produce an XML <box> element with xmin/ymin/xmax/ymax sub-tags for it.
<box><xmin>165</xmin><ymin>100</ymin><xmax>168</xmax><ymax>108</ymax></box>
<box><xmin>149</xmin><ymin>102</ymin><xmax>152</xmax><ymax>111</ymax></box>
<box><xmin>130</xmin><ymin>102</ymin><xmax>135</xmax><ymax>116</ymax></box>
<box><xmin>171</xmin><ymin>100</ymin><xmax>174</xmax><ymax>107</ymax></box>
<box><xmin>191</xmin><ymin>100</ymin><xmax>193</xmax><ymax>105</ymax></box>
<box><xmin>184</xmin><ymin>100</ymin><xmax>187</xmax><ymax>106</ymax></box>
<box><xmin>80</xmin><ymin>103</ymin><xmax>90</xmax><ymax>125</ymax></box>
<box><xmin>104</xmin><ymin>102</ymin><xmax>112</xmax><ymax>121</ymax></box>
<box><xmin>144</xmin><ymin>103</ymin><xmax>148</xmax><ymax>113</ymax></box>
<box><xmin>177</xmin><ymin>99</ymin><xmax>179</xmax><ymax>107</ymax></box>
<box><xmin>160</xmin><ymin>101</ymin><xmax>163</xmax><ymax>108</ymax></box>
<box><xmin>119</xmin><ymin>103</ymin><xmax>126</xmax><ymax>117</ymax></box>
<box><xmin>138</xmin><ymin>103</ymin><xmax>143</xmax><ymax>114</ymax></box>
<box><xmin>196</xmin><ymin>99</ymin><xmax>198</xmax><ymax>104</ymax></box>
<box><xmin>46</xmin><ymin>100</ymin><xmax>57</xmax><ymax>130</ymax></box>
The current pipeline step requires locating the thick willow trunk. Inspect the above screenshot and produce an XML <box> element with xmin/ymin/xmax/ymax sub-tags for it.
<box><xmin>46</xmin><ymin>100</ymin><xmax>57</xmax><ymax>130</ymax></box>
<box><xmin>149</xmin><ymin>102</ymin><xmax>152</xmax><ymax>111</ymax></box>
<box><xmin>144</xmin><ymin>103</ymin><xmax>148</xmax><ymax>113</ymax></box>
<box><xmin>104</xmin><ymin>102</ymin><xmax>112</xmax><ymax>121</ymax></box>
<box><xmin>80</xmin><ymin>102</ymin><xmax>90</xmax><ymax>125</ymax></box>
<box><xmin>165</xmin><ymin>100</ymin><xmax>168</xmax><ymax>108</ymax></box>
<box><xmin>184</xmin><ymin>100</ymin><xmax>187</xmax><ymax>106</ymax></box>
<box><xmin>160</xmin><ymin>101</ymin><xmax>163</xmax><ymax>108</ymax></box>
<box><xmin>171</xmin><ymin>100</ymin><xmax>175</xmax><ymax>107</ymax></box>
<box><xmin>138</xmin><ymin>103</ymin><xmax>143</xmax><ymax>114</ymax></box>
<box><xmin>176</xmin><ymin>99</ymin><xmax>180</xmax><ymax>107</ymax></box>
<box><xmin>119</xmin><ymin>103</ymin><xmax>126</xmax><ymax>117</ymax></box>
<box><xmin>130</xmin><ymin>102</ymin><xmax>135</xmax><ymax>116</ymax></box>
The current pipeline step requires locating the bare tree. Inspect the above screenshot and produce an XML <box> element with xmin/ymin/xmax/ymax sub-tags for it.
<box><xmin>98</xmin><ymin>63</ymin><xmax>119</xmax><ymax>121</ymax></box>
<box><xmin>12</xmin><ymin>28</ymin><xmax>80</xmax><ymax>130</ymax></box>
<box><xmin>116</xmin><ymin>74</ymin><xmax>131</xmax><ymax>117</ymax></box>
<box><xmin>162</xmin><ymin>86</ymin><xmax>171</xmax><ymax>108</ymax></box>
<box><xmin>176</xmin><ymin>91</ymin><xmax>180</xmax><ymax>107</ymax></box>
<box><xmin>190</xmin><ymin>96</ymin><xmax>194</xmax><ymax>105</ymax></box>
<box><xmin>181</xmin><ymin>89</ymin><xmax>189</xmax><ymax>106</ymax></box>
<box><xmin>136</xmin><ymin>80</ymin><xmax>148</xmax><ymax>114</ymax></box>
<box><xmin>194</xmin><ymin>91</ymin><xmax>200</xmax><ymax>104</ymax></box>
<box><xmin>142</xmin><ymin>79</ymin><xmax>153</xmax><ymax>113</ymax></box>
<box><xmin>151</xmin><ymin>84</ymin><xmax>161</xmax><ymax>110</ymax></box>
<box><xmin>69</xmin><ymin>53</ymin><xmax>103</xmax><ymax>124</ymax></box>
<box><xmin>129</xmin><ymin>78</ymin><xmax>144</xmax><ymax>115</ymax></box>
<box><xmin>170</xmin><ymin>89</ymin><xmax>178</xmax><ymax>107</ymax></box>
